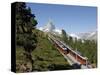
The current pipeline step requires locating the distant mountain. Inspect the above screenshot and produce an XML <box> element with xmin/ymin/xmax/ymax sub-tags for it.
<box><xmin>42</xmin><ymin>20</ymin><xmax>55</xmax><ymax>32</ymax></box>
<box><xmin>68</xmin><ymin>31</ymin><xmax>97</xmax><ymax>41</ymax></box>
<box><xmin>54</xmin><ymin>29</ymin><xmax>62</xmax><ymax>34</ymax></box>
<box><xmin>69</xmin><ymin>33</ymin><xmax>80</xmax><ymax>39</ymax></box>
<box><xmin>38</xmin><ymin>20</ymin><xmax>97</xmax><ymax>41</ymax></box>
<box><xmin>38</xmin><ymin>20</ymin><xmax>61</xmax><ymax>35</ymax></box>
<box><xmin>77</xmin><ymin>31</ymin><xmax>97</xmax><ymax>41</ymax></box>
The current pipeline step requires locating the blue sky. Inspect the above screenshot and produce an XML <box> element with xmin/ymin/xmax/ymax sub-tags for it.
<box><xmin>26</xmin><ymin>3</ymin><xmax>97</xmax><ymax>34</ymax></box>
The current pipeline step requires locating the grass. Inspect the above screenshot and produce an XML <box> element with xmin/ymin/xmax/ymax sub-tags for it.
<box><xmin>31</xmin><ymin>30</ymin><xmax>70</xmax><ymax>71</ymax></box>
<box><xmin>16</xmin><ymin>29</ymin><xmax>71</xmax><ymax>72</ymax></box>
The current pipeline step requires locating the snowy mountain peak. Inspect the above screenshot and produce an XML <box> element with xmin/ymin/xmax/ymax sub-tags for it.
<box><xmin>77</xmin><ymin>31</ymin><xmax>97</xmax><ymax>40</ymax></box>
<box><xmin>38</xmin><ymin>20</ymin><xmax>61</xmax><ymax>35</ymax></box>
<box><xmin>38</xmin><ymin>20</ymin><xmax>97</xmax><ymax>41</ymax></box>
<box><xmin>43</xmin><ymin>20</ymin><xmax>55</xmax><ymax>32</ymax></box>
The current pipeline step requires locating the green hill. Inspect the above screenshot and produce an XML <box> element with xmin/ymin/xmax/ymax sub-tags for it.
<box><xmin>31</xmin><ymin>29</ymin><xmax>72</xmax><ymax>71</ymax></box>
<box><xmin>16</xmin><ymin>29</ymin><xmax>72</xmax><ymax>72</ymax></box>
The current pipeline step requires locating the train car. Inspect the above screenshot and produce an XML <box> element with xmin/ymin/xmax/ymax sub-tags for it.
<box><xmin>61</xmin><ymin>46</ymin><xmax>69</xmax><ymax>54</ymax></box>
<box><xmin>68</xmin><ymin>49</ymin><xmax>87</xmax><ymax>65</ymax></box>
<box><xmin>55</xmin><ymin>43</ymin><xmax>69</xmax><ymax>55</ymax></box>
<box><xmin>49</xmin><ymin>36</ymin><xmax>88</xmax><ymax>65</ymax></box>
<box><xmin>76</xmin><ymin>55</ymin><xmax>87</xmax><ymax>65</ymax></box>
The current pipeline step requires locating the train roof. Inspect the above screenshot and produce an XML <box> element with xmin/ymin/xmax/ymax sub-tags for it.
<box><xmin>48</xmin><ymin>36</ymin><xmax>88</xmax><ymax>60</ymax></box>
<box><xmin>70</xmin><ymin>49</ymin><xmax>87</xmax><ymax>60</ymax></box>
<box><xmin>59</xmin><ymin>41</ymin><xmax>87</xmax><ymax>60</ymax></box>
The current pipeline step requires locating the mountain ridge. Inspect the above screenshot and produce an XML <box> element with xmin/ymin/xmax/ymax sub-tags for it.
<box><xmin>38</xmin><ymin>20</ymin><xmax>97</xmax><ymax>41</ymax></box>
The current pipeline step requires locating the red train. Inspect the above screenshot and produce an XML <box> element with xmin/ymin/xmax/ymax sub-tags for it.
<box><xmin>50</xmin><ymin>37</ymin><xmax>88</xmax><ymax>65</ymax></box>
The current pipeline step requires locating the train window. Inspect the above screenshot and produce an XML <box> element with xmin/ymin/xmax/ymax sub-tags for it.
<box><xmin>61</xmin><ymin>45</ymin><xmax>67</xmax><ymax>50</ymax></box>
<box><xmin>63</xmin><ymin>48</ymin><xmax>67</xmax><ymax>50</ymax></box>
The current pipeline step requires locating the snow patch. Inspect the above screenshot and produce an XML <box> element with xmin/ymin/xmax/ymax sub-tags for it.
<box><xmin>69</xmin><ymin>33</ymin><xmax>80</xmax><ymax>39</ymax></box>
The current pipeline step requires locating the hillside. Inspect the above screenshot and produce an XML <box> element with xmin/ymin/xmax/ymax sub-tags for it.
<box><xmin>31</xmin><ymin>29</ymin><xmax>73</xmax><ymax>71</ymax></box>
<box><xmin>16</xmin><ymin>29</ymin><xmax>73</xmax><ymax>72</ymax></box>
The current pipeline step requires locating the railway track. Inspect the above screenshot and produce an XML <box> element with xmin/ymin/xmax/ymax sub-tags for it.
<box><xmin>48</xmin><ymin>34</ymin><xmax>93</xmax><ymax>69</ymax></box>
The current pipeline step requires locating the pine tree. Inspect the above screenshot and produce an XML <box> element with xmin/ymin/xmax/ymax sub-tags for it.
<box><xmin>15</xmin><ymin>2</ymin><xmax>38</xmax><ymax>72</ymax></box>
<box><xmin>61</xmin><ymin>29</ymin><xmax>68</xmax><ymax>43</ymax></box>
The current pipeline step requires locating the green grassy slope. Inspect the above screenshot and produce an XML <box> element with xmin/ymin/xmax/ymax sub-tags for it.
<box><xmin>16</xmin><ymin>29</ymin><xmax>72</xmax><ymax>72</ymax></box>
<box><xmin>31</xmin><ymin>29</ymin><xmax>72</xmax><ymax>71</ymax></box>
